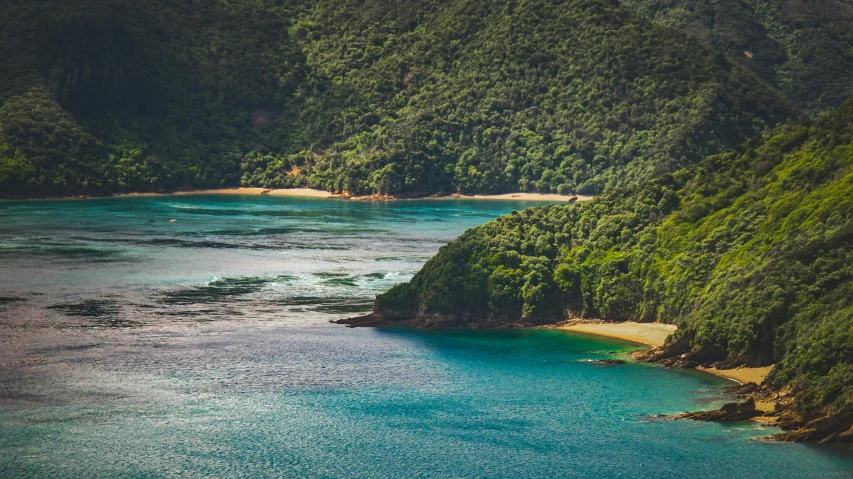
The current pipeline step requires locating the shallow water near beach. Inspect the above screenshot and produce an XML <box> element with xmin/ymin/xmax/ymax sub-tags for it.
<box><xmin>1</xmin><ymin>196</ymin><xmax>852</xmax><ymax>478</ymax></box>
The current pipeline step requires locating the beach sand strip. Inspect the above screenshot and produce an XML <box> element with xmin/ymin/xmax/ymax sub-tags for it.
<box><xmin>555</xmin><ymin>321</ymin><xmax>772</xmax><ymax>385</ymax></box>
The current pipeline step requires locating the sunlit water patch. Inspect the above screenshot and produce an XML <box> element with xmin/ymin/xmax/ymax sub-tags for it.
<box><xmin>1</xmin><ymin>196</ymin><xmax>853</xmax><ymax>478</ymax></box>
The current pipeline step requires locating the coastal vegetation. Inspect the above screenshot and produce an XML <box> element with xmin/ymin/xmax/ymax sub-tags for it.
<box><xmin>5</xmin><ymin>0</ymin><xmax>853</xmax><ymax>444</ymax></box>
<box><xmin>372</xmin><ymin>97</ymin><xmax>853</xmax><ymax>435</ymax></box>
<box><xmin>1</xmin><ymin>0</ymin><xmax>796</xmax><ymax>198</ymax></box>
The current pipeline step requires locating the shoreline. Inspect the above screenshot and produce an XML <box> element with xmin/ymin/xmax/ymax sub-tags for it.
<box><xmin>553</xmin><ymin>320</ymin><xmax>772</xmax><ymax>386</ymax></box>
<box><xmin>16</xmin><ymin>188</ymin><xmax>594</xmax><ymax>203</ymax></box>
<box><xmin>555</xmin><ymin>320</ymin><xmax>676</xmax><ymax>348</ymax></box>
<box><xmin>118</xmin><ymin>187</ymin><xmax>335</xmax><ymax>199</ymax></box>
<box><xmin>432</xmin><ymin>192</ymin><xmax>593</xmax><ymax>202</ymax></box>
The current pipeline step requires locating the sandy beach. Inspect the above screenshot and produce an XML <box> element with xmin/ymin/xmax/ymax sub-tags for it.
<box><xmin>120</xmin><ymin>187</ymin><xmax>335</xmax><ymax>198</ymax></box>
<box><xmin>117</xmin><ymin>188</ymin><xmax>590</xmax><ymax>202</ymax></box>
<box><xmin>697</xmin><ymin>366</ymin><xmax>774</xmax><ymax>385</ymax></box>
<box><xmin>556</xmin><ymin>321</ymin><xmax>772</xmax><ymax>385</ymax></box>
<box><xmin>447</xmin><ymin>192</ymin><xmax>594</xmax><ymax>202</ymax></box>
<box><xmin>557</xmin><ymin>321</ymin><xmax>676</xmax><ymax>347</ymax></box>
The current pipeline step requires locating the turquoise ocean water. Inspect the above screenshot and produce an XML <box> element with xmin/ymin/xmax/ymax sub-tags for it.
<box><xmin>1</xmin><ymin>196</ymin><xmax>852</xmax><ymax>478</ymax></box>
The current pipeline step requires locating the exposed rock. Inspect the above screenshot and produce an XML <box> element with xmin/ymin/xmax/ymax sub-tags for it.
<box><xmin>729</xmin><ymin>382</ymin><xmax>759</xmax><ymax>395</ymax></box>
<box><xmin>837</xmin><ymin>424</ymin><xmax>853</xmax><ymax>440</ymax></box>
<box><xmin>680</xmin><ymin>398</ymin><xmax>761</xmax><ymax>422</ymax></box>
<box><xmin>594</xmin><ymin>359</ymin><xmax>626</xmax><ymax>365</ymax></box>
<box><xmin>773</xmin><ymin>410</ymin><xmax>806</xmax><ymax>430</ymax></box>
<box><xmin>771</xmin><ymin>415</ymin><xmax>853</xmax><ymax>443</ymax></box>
<box><xmin>632</xmin><ymin>346</ymin><xmax>665</xmax><ymax>362</ymax></box>
<box><xmin>333</xmin><ymin>313</ymin><xmax>404</xmax><ymax>327</ymax></box>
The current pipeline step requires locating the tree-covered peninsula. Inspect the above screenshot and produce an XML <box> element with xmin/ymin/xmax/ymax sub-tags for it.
<box><xmin>1</xmin><ymin>0</ymin><xmax>796</xmax><ymax>198</ymax></box>
<box><xmin>364</xmin><ymin>97</ymin><xmax>853</xmax><ymax>441</ymax></box>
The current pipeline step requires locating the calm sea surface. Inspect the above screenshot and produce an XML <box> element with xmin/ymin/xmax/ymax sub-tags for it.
<box><xmin>1</xmin><ymin>196</ymin><xmax>852</xmax><ymax>478</ymax></box>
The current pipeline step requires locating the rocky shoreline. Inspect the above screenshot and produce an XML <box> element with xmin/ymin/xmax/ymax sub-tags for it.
<box><xmin>333</xmin><ymin>312</ymin><xmax>535</xmax><ymax>329</ymax></box>
<box><xmin>669</xmin><ymin>384</ymin><xmax>853</xmax><ymax>443</ymax></box>
<box><xmin>636</xmin><ymin>346</ymin><xmax>853</xmax><ymax>443</ymax></box>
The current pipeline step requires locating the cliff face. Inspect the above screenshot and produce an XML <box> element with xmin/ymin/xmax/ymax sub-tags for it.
<box><xmin>366</xmin><ymin>97</ymin><xmax>853</xmax><ymax>438</ymax></box>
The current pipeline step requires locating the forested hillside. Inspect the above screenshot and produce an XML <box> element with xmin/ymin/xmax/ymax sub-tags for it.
<box><xmin>0</xmin><ymin>0</ymin><xmax>309</xmax><ymax>197</ymax></box>
<box><xmin>625</xmin><ymin>0</ymin><xmax>853</xmax><ymax>115</ymax></box>
<box><xmin>0</xmin><ymin>0</ymin><xmax>795</xmax><ymax>198</ymax></box>
<box><xmin>372</xmin><ymin>97</ymin><xmax>853</xmax><ymax>431</ymax></box>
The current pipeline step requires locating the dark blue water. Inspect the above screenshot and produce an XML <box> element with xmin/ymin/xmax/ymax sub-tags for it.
<box><xmin>1</xmin><ymin>196</ymin><xmax>852</xmax><ymax>478</ymax></box>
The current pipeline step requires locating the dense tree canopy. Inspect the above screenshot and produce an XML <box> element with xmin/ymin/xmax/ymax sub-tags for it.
<box><xmin>377</xmin><ymin>97</ymin><xmax>853</xmax><ymax>421</ymax></box>
<box><xmin>0</xmin><ymin>0</ymin><xmax>795</xmax><ymax>198</ymax></box>
<box><xmin>625</xmin><ymin>0</ymin><xmax>853</xmax><ymax>116</ymax></box>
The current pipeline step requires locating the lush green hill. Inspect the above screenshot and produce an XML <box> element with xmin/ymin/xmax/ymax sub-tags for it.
<box><xmin>0</xmin><ymin>0</ymin><xmax>309</xmax><ymax>197</ymax></box>
<box><xmin>623</xmin><ymin>0</ymin><xmax>853</xmax><ymax>115</ymax></box>
<box><xmin>373</xmin><ymin>98</ymin><xmax>853</xmax><ymax>436</ymax></box>
<box><xmin>1</xmin><ymin>0</ymin><xmax>794</xmax><ymax>198</ymax></box>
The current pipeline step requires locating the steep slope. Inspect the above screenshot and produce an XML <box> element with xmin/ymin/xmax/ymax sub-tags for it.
<box><xmin>1</xmin><ymin>0</ymin><xmax>793</xmax><ymax>198</ymax></box>
<box><xmin>624</xmin><ymin>0</ymin><xmax>853</xmax><ymax>115</ymax></box>
<box><xmin>0</xmin><ymin>0</ymin><xmax>308</xmax><ymax>197</ymax></box>
<box><xmin>370</xmin><ymin>98</ymin><xmax>853</xmax><ymax>437</ymax></box>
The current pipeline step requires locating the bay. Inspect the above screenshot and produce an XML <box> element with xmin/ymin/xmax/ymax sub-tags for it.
<box><xmin>1</xmin><ymin>196</ymin><xmax>852</xmax><ymax>478</ymax></box>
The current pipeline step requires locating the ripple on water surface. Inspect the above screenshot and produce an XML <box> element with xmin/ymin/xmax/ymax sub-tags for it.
<box><xmin>1</xmin><ymin>196</ymin><xmax>853</xmax><ymax>478</ymax></box>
